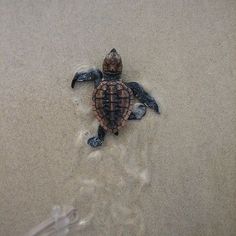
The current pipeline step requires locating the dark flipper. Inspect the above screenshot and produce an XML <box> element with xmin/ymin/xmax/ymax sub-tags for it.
<box><xmin>71</xmin><ymin>68</ymin><xmax>103</xmax><ymax>88</ymax></box>
<box><xmin>128</xmin><ymin>103</ymin><xmax>147</xmax><ymax>120</ymax></box>
<box><xmin>126</xmin><ymin>82</ymin><xmax>160</xmax><ymax>114</ymax></box>
<box><xmin>87</xmin><ymin>125</ymin><xmax>106</xmax><ymax>148</ymax></box>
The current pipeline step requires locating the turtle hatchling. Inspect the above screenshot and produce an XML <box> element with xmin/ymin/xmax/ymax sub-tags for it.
<box><xmin>71</xmin><ymin>48</ymin><xmax>160</xmax><ymax>148</ymax></box>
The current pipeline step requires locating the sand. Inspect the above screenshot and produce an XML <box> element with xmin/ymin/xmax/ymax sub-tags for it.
<box><xmin>0</xmin><ymin>1</ymin><xmax>236</xmax><ymax>235</ymax></box>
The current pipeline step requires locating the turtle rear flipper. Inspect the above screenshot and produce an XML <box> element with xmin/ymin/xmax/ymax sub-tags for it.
<box><xmin>87</xmin><ymin>125</ymin><xmax>106</xmax><ymax>148</ymax></box>
<box><xmin>128</xmin><ymin>103</ymin><xmax>147</xmax><ymax>120</ymax></box>
<box><xmin>87</xmin><ymin>137</ymin><xmax>103</xmax><ymax>148</ymax></box>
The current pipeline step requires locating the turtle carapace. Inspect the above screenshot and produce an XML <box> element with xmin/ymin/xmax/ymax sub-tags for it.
<box><xmin>71</xmin><ymin>48</ymin><xmax>160</xmax><ymax>147</ymax></box>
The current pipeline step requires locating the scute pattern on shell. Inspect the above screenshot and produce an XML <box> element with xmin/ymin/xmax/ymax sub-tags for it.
<box><xmin>92</xmin><ymin>80</ymin><xmax>134</xmax><ymax>133</ymax></box>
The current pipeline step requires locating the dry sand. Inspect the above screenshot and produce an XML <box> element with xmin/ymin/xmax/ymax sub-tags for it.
<box><xmin>0</xmin><ymin>1</ymin><xmax>236</xmax><ymax>235</ymax></box>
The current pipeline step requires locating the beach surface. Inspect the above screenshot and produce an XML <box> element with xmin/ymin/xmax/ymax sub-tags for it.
<box><xmin>0</xmin><ymin>1</ymin><xmax>236</xmax><ymax>235</ymax></box>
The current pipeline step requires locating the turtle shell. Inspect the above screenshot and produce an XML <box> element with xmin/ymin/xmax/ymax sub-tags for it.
<box><xmin>92</xmin><ymin>80</ymin><xmax>134</xmax><ymax>133</ymax></box>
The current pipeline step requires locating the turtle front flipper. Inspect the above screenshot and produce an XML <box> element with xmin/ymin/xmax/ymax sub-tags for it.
<box><xmin>126</xmin><ymin>82</ymin><xmax>160</xmax><ymax>114</ymax></box>
<box><xmin>87</xmin><ymin>125</ymin><xmax>106</xmax><ymax>148</ymax></box>
<box><xmin>71</xmin><ymin>68</ymin><xmax>103</xmax><ymax>88</ymax></box>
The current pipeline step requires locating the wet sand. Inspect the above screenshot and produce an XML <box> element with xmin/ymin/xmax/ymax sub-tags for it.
<box><xmin>0</xmin><ymin>1</ymin><xmax>236</xmax><ymax>235</ymax></box>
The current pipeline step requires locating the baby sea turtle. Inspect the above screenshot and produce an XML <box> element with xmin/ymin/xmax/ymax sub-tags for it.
<box><xmin>71</xmin><ymin>48</ymin><xmax>160</xmax><ymax>147</ymax></box>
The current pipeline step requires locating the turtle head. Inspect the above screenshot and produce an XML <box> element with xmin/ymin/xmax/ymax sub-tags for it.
<box><xmin>102</xmin><ymin>48</ymin><xmax>123</xmax><ymax>76</ymax></box>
